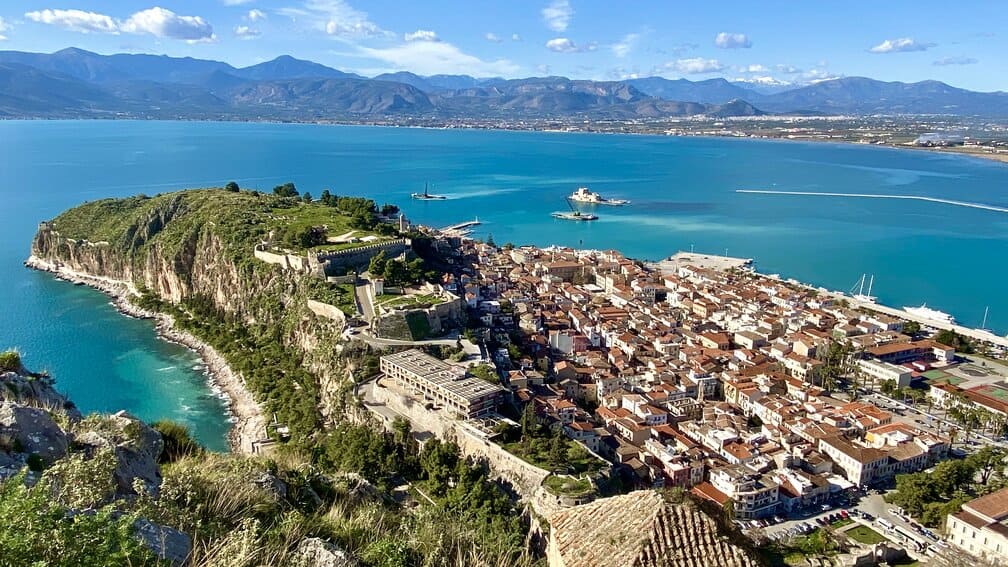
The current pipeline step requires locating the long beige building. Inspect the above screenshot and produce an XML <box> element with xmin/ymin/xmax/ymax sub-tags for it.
<box><xmin>380</xmin><ymin>349</ymin><xmax>504</xmax><ymax>418</ymax></box>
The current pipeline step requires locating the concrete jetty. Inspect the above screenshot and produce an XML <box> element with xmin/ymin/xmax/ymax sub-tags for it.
<box><xmin>651</xmin><ymin>251</ymin><xmax>754</xmax><ymax>274</ymax></box>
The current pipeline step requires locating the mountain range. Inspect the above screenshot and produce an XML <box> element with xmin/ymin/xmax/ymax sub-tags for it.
<box><xmin>1</xmin><ymin>47</ymin><xmax>1006</xmax><ymax>120</ymax></box>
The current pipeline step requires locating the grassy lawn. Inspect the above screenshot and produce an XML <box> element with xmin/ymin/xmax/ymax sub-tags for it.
<box><xmin>780</xmin><ymin>529</ymin><xmax>838</xmax><ymax>564</ymax></box>
<box><xmin>845</xmin><ymin>525</ymin><xmax>886</xmax><ymax>545</ymax></box>
<box><xmin>268</xmin><ymin>202</ymin><xmax>359</xmax><ymax>242</ymax></box>
<box><xmin>542</xmin><ymin>474</ymin><xmax>594</xmax><ymax>497</ymax></box>
<box><xmin>831</xmin><ymin>518</ymin><xmax>853</xmax><ymax>529</ymax></box>
<box><xmin>309</xmin><ymin>282</ymin><xmax>357</xmax><ymax>315</ymax></box>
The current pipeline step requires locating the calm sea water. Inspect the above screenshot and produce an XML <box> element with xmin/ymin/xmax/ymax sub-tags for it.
<box><xmin>2</xmin><ymin>121</ymin><xmax>1007</xmax><ymax>448</ymax></box>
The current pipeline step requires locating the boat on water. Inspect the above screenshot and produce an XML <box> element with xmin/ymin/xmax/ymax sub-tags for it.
<box><xmin>552</xmin><ymin>197</ymin><xmax>599</xmax><ymax>221</ymax></box>
<box><xmin>569</xmin><ymin>186</ymin><xmax>630</xmax><ymax>205</ymax></box>
<box><xmin>849</xmin><ymin>273</ymin><xmax>877</xmax><ymax>303</ymax></box>
<box><xmin>551</xmin><ymin>211</ymin><xmax>599</xmax><ymax>221</ymax></box>
<box><xmin>903</xmin><ymin>303</ymin><xmax>956</xmax><ymax>325</ymax></box>
<box><xmin>411</xmin><ymin>183</ymin><xmax>447</xmax><ymax>200</ymax></box>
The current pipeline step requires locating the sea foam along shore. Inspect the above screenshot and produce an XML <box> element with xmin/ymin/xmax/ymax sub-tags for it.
<box><xmin>24</xmin><ymin>255</ymin><xmax>267</xmax><ymax>454</ymax></box>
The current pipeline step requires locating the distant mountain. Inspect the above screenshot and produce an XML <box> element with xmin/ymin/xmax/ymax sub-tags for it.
<box><xmin>372</xmin><ymin>71</ymin><xmax>433</xmax><ymax>92</ymax></box>
<box><xmin>729</xmin><ymin>80</ymin><xmax>795</xmax><ymax>95</ymax></box>
<box><xmin>628</xmin><ymin>77</ymin><xmax>759</xmax><ymax>105</ymax></box>
<box><xmin>233</xmin><ymin>55</ymin><xmax>361</xmax><ymax>81</ymax></box>
<box><xmin>0</xmin><ymin>62</ymin><xmax>117</xmax><ymax>116</ymax></box>
<box><xmin>227</xmin><ymin>78</ymin><xmax>434</xmax><ymax>114</ymax></box>
<box><xmin>372</xmin><ymin>72</ymin><xmax>490</xmax><ymax>92</ymax></box>
<box><xmin>753</xmin><ymin>77</ymin><xmax>1008</xmax><ymax>115</ymax></box>
<box><xmin>2</xmin><ymin>47</ymin><xmax>1006</xmax><ymax>119</ymax></box>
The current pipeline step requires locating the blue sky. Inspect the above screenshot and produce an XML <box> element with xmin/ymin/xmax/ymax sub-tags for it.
<box><xmin>1</xmin><ymin>0</ymin><xmax>1005</xmax><ymax>90</ymax></box>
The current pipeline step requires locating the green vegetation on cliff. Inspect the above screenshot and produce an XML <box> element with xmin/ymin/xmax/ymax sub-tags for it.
<box><xmin>48</xmin><ymin>187</ymin><xmax>385</xmax><ymax>263</ymax></box>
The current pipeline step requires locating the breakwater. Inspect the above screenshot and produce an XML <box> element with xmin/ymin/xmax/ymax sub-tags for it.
<box><xmin>737</xmin><ymin>189</ymin><xmax>1008</xmax><ymax>214</ymax></box>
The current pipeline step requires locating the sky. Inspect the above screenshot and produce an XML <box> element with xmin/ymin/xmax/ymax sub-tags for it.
<box><xmin>1</xmin><ymin>1</ymin><xmax>1005</xmax><ymax>91</ymax></box>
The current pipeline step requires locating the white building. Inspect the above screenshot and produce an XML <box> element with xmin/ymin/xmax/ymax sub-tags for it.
<box><xmin>857</xmin><ymin>359</ymin><xmax>912</xmax><ymax>390</ymax></box>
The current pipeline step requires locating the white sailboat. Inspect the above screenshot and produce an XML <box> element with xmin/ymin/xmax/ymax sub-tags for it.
<box><xmin>850</xmin><ymin>273</ymin><xmax>877</xmax><ymax>303</ymax></box>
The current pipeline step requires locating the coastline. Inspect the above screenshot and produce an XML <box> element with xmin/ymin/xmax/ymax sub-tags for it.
<box><xmin>6</xmin><ymin>117</ymin><xmax>1006</xmax><ymax>167</ymax></box>
<box><xmin>23</xmin><ymin>255</ymin><xmax>267</xmax><ymax>454</ymax></box>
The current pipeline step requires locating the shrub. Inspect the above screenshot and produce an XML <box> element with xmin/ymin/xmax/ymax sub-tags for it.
<box><xmin>0</xmin><ymin>473</ymin><xmax>157</xmax><ymax>566</ymax></box>
<box><xmin>152</xmin><ymin>420</ymin><xmax>205</xmax><ymax>464</ymax></box>
<box><xmin>0</xmin><ymin>350</ymin><xmax>21</xmax><ymax>372</ymax></box>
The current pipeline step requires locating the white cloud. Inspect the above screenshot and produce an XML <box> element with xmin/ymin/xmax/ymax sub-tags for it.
<box><xmin>664</xmin><ymin>57</ymin><xmax>725</xmax><ymax>74</ymax></box>
<box><xmin>933</xmin><ymin>56</ymin><xmax>978</xmax><ymax>66</ymax></box>
<box><xmin>235</xmin><ymin>25</ymin><xmax>260</xmax><ymax>39</ymax></box>
<box><xmin>24</xmin><ymin>8</ymin><xmax>119</xmax><ymax>34</ymax></box>
<box><xmin>611</xmin><ymin>33</ymin><xmax>639</xmax><ymax>58</ymax></box>
<box><xmin>121</xmin><ymin>7</ymin><xmax>215</xmax><ymax>43</ymax></box>
<box><xmin>0</xmin><ymin>16</ymin><xmax>9</xmax><ymax>40</ymax></box>
<box><xmin>26</xmin><ymin>6</ymin><xmax>215</xmax><ymax>42</ymax></box>
<box><xmin>741</xmin><ymin>64</ymin><xmax>767</xmax><ymax>73</ymax></box>
<box><xmin>404</xmin><ymin>29</ymin><xmax>438</xmax><ymax>42</ymax></box>
<box><xmin>537</xmin><ymin>64</ymin><xmax>551</xmax><ymax>75</ymax></box>
<box><xmin>715</xmin><ymin>32</ymin><xmax>751</xmax><ymax>49</ymax></box>
<box><xmin>485</xmin><ymin>32</ymin><xmax>501</xmax><ymax>43</ymax></box>
<box><xmin>869</xmin><ymin>37</ymin><xmax>934</xmax><ymax>53</ymax></box>
<box><xmin>542</xmin><ymin>0</ymin><xmax>572</xmax><ymax>32</ymax></box>
<box><xmin>223</xmin><ymin>0</ymin><xmax>255</xmax><ymax>5</ymax></box>
<box><xmin>355</xmin><ymin>40</ymin><xmax>520</xmax><ymax>77</ymax></box>
<box><xmin>247</xmin><ymin>9</ymin><xmax>266</xmax><ymax>22</ymax></box>
<box><xmin>775</xmin><ymin>64</ymin><xmax>801</xmax><ymax>74</ymax></box>
<box><xmin>545</xmin><ymin>37</ymin><xmax>596</xmax><ymax>53</ymax></box>
<box><xmin>512</xmin><ymin>33</ymin><xmax>521</xmax><ymax>41</ymax></box>
<box><xmin>280</xmin><ymin>0</ymin><xmax>389</xmax><ymax>38</ymax></box>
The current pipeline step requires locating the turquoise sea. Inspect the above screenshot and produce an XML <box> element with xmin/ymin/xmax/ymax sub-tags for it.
<box><xmin>2</xmin><ymin>120</ymin><xmax>1007</xmax><ymax>449</ymax></box>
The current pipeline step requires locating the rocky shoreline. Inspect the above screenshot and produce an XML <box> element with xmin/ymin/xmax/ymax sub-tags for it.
<box><xmin>24</xmin><ymin>255</ymin><xmax>267</xmax><ymax>454</ymax></box>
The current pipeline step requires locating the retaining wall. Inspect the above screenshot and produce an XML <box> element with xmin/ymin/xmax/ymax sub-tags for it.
<box><xmin>306</xmin><ymin>299</ymin><xmax>348</xmax><ymax>326</ymax></box>
<box><xmin>370</xmin><ymin>382</ymin><xmax>549</xmax><ymax>500</ymax></box>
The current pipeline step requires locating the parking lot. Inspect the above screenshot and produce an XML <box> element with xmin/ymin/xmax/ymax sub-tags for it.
<box><xmin>755</xmin><ymin>491</ymin><xmax>950</xmax><ymax>563</ymax></box>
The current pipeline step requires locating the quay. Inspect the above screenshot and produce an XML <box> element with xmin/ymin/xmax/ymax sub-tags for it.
<box><xmin>650</xmin><ymin>251</ymin><xmax>754</xmax><ymax>274</ymax></box>
<box><xmin>841</xmin><ymin>294</ymin><xmax>1008</xmax><ymax>350</ymax></box>
<box><xmin>440</xmin><ymin>218</ymin><xmax>481</xmax><ymax>236</ymax></box>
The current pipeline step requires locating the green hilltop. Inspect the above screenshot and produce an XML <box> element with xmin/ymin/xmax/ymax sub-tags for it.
<box><xmin>49</xmin><ymin>185</ymin><xmax>394</xmax><ymax>266</ymax></box>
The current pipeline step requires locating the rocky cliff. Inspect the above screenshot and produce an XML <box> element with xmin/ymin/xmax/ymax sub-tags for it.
<box><xmin>29</xmin><ymin>190</ymin><xmax>361</xmax><ymax>439</ymax></box>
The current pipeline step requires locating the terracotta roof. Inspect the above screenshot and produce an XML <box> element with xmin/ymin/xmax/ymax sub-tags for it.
<box><xmin>963</xmin><ymin>486</ymin><xmax>1008</xmax><ymax>522</ymax></box>
<box><xmin>549</xmin><ymin>491</ymin><xmax>756</xmax><ymax>567</ymax></box>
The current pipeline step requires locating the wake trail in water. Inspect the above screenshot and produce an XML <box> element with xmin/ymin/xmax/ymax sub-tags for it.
<box><xmin>737</xmin><ymin>189</ymin><xmax>1008</xmax><ymax>214</ymax></box>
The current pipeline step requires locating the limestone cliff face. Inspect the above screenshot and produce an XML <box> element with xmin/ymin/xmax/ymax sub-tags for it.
<box><xmin>30</xmin><ymin>196</ymin><xmax>351</xmax><ymax>423</ymax></box>
<box><xmin>32</xmin><ymin>221</ymin><xmax>279</xmax><ymax>319</ymax></box>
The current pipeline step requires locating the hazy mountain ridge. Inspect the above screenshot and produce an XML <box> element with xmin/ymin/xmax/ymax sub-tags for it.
<box><xmin>1</xmin><ymin>48</ymin><xmax>1006</xmax><ymax>118</ymax></box>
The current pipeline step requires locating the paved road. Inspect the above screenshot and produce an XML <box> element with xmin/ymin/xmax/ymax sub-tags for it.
<box><xmin>355</xmin><ymin>281</ymin><xmax>375</xmax><ymax>323</ymax></box>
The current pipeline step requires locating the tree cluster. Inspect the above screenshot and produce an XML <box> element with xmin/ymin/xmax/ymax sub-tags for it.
<box><xmin>272</xmin><ymin>182</ymin><xmax>299</xmax><ymax>198</ymax></box>
<box><xmin>888</xmin><ymin>447</ymin><xmax>1008</xmax><ymax>526</ymax></box>
<box><xmin>367</xmin><ymin>251</ymin><xmax>434</xmax><ymax>287</ymax></box>
<box><xmin>934</xmin><ymin>329</ymin><xmax>975</xmax><ymax>354</ymax></box>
